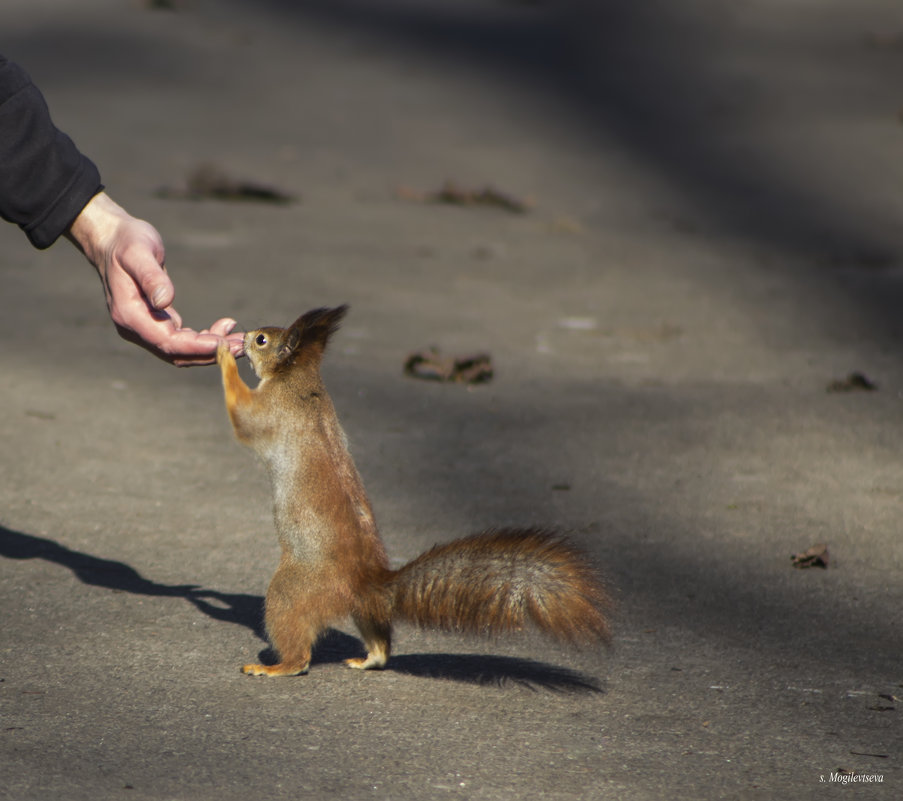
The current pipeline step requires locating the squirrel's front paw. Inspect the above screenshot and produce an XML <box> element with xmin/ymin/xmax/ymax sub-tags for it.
<box><xmin>216</xmin><ymin>340</ymin><xmax>232</xmax><ymax>365</ymax></box>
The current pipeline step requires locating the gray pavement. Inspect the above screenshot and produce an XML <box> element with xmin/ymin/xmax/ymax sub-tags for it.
<box><xmin>1</xmin><ymin>0</ymin><xmax>902</xmax><ymax>798</ymax></box>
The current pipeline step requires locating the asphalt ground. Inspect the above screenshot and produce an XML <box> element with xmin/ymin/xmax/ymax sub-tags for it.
<box><xmin>1</xmin><ymin>1</ymin><xmax>902</xmax><ymax>798</ymax></box>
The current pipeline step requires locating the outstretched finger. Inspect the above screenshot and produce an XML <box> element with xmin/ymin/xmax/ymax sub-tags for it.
<box><xmin>139</xmin><ymin>328</ymin><xmax>223</xmax><ymax>366</ymax></box>
<box><xmin>205</xmin><ymin>317</ymin><xmax>239</xmax><ymax>337</ymax></box>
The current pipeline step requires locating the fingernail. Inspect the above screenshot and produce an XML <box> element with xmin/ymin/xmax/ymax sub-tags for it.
<box><xmin>151</xmin><ymin>287</ymin><xmax>168</xmax><ymax>308</ymax></box>
<box><xmin>224</xmin><ymin>319</ymin><xmax>237</xmax><ymax>333</ymax></box>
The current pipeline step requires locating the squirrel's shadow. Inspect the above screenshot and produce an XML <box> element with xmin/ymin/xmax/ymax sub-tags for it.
<box><xmin>1</xmin><ymin>524</ymin><xmax>603</xmax><ymax>693</ymax></box>
<box><xmin>312</xmin><ymin>630</ymin><xmax>605</xmax><ymax>693</ymax></box>
<box><xmin>0</xmin><ymin>523</ymin><xmax>265</xmax><ymax>638</ymax></box>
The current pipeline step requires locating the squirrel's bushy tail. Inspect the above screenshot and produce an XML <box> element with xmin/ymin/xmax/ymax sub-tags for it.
<box><xmin>389</xmin><ymin>528</ymin><xmax>611</xmax><ymax>643</ymax></box>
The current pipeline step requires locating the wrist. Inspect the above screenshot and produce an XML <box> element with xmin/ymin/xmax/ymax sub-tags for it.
<box><xmin>65</xmin><ymin>191</ymin><xmax>130</xmax><ymax>267</ymax></box>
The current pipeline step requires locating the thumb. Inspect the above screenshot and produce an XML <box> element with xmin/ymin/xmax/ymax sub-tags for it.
<box><xmin>147</xmin><ymin>277</ymin><xmax>175</xmax><ymax>310</ymax></box>
<box><xmin>119</xmin><ymin>230</ymin><xmax>174</xmax><ymax>310</ymax></box>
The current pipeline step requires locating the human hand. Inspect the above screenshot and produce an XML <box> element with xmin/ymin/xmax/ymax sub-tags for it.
<box><xmin>67</xmin><ymin>192</ymin><xmax>244</xmax><ymax>366</ymax></box>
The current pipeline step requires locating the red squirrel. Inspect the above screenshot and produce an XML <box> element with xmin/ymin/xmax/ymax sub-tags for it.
<box><xmin>216</xmin><ymin>306</ymin><xmax>611</xmax><ymax>676</ymax></box>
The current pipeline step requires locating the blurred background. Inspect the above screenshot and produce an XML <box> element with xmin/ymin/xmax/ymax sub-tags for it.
<box><xmin>2</xmin><ymin>1</ymin><xmax>902</xmax><ymax>798</ymax></box>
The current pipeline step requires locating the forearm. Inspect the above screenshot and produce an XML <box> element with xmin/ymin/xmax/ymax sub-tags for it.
<box><xmin>0</xmin><ymin>54</ymin><xmax>103</xmax><ymax>248</ymax></box>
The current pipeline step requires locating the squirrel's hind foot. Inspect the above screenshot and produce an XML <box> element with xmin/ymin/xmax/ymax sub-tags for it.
<box><xmin>344</xmin><ymin>653</ymin><xmax>388</xmax><ymax>670</ymax></box>
<box><xmin>241</xmin><ymin>661</ymin><xmax>310</xmax><ymax>677</ymax></box>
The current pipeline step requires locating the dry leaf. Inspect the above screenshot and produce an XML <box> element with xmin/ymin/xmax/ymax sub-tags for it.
<box><xmin>403</xmin><ymin>348</ymin><xmax>493</xmax><ymax>384</ymax></box>
<box><xmin>156</xmin><ymin>163</ymin><xmax>297</xmax><ymax>205</ymax></box>
<box><xmin>863</xmin><ymin>32</ymin><xmax>903</xmax><ymax>50</ymax></box>
<box><xmin>397</xmin><ymin>181</ymin><xmax>532</xmax><ymax>214</ymax></box>
<box><xmin>791</xmin><ymin>543</ymin><xmax>829</xmax><ymax>569</ymax></box>
<box><xmin>827</xmin><ymin>372</ymin><xmax>877</xmax><ymax>392</ymax></box>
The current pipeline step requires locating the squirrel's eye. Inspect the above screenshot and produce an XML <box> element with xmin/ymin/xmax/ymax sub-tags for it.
<box><xmin>255</xmin><ymin>334</ymin><xmax>268</xmax><ymax>347</ymax></box>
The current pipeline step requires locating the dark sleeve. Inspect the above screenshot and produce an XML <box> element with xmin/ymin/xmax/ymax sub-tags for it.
<box><xmin>0</xmin><ymin>55</ymin><xmax>103</xmax><ymax>249</ymax></box>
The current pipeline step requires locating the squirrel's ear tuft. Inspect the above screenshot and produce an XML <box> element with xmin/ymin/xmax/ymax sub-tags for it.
<box><xmin>279</xmin><ymin>305</ymin><xmax>349</xmax><ymax>368</ymax></box>
<box><xmin>291</xmin><ymin>305</ymin><xmax>348</xmax><ymax>349</ymax></box>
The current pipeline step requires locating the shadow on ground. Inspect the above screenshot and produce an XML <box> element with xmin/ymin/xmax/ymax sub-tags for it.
<box><xmin>0</xmin><ymin>523</ymin><xmax>603</xmax><ymax>692</ymax></box>
<box><xmin>0</xmin><ymin>523</ymin><xmax>267</xmax><ymax>638</ymax></box>
<box><xmin>313</xmin><ymin>628</ymin><xmax>604</xmax><ymax>692</ymax></box>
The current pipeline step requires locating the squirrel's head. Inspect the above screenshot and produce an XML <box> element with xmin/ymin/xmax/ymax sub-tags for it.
<box><xmin>244</xmin><ymin>305</ymin><xmax>348</xmax><ymax>380</ymax></box>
